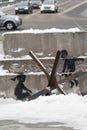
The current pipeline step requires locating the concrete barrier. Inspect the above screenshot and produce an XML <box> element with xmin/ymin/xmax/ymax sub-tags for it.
<box><xmin>0</xmin><ymin>57</ymin><xmax>86</xmax><ymax>98</ymax></box>
<box><xmin>0</xmin><ymin>74</ymin><xmax>48</xmax><ymax>98</ymax></box>
<box><xmin>79</xmin><ymin>72</ymin><xmax>87</xmax><ymax>96</ymax></box>
<box><xmin>1</xmin><ymin>31</ymin><xmax>87</xmax><ymax>98</ymax></box>
<box><xmin>0</xmin><ymin>73</ymin><xmax>87</xmax><ymax>98</ymax></box>
<box><xmin>3</xmin><ymin>32</ymin><xmax>87</xmax><ymax>57</ymax></box>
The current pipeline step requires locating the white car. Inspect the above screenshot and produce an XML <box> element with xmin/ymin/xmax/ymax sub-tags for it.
<box><xmin>40</xmin><ymin>0</ymin><xmax>58</xmax><ymax>13</ymax></box>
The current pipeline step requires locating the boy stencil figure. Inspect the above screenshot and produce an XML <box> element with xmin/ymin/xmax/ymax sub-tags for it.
<box><xmin>11</xmin><ymin>74</ymin><xmax>32</xmax><ymax>100</ymax></box>
<box><xmin>61</xmin><ymin>50</ymin><xmax>84</xmax><ymax>88</ymax></box>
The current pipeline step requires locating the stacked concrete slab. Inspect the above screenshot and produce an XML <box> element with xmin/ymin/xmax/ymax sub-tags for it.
<box><xmin>0</xmin><ymin>31</ymin><xmax>87</xmax><ymax>98</ymax></box>
<box><xmin>3</xmin><ymin>32</ymin><xmax>87</xmax><ymax>57</ymax></box>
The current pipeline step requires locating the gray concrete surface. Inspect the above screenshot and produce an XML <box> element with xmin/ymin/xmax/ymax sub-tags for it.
<box><xmin>79</xmin><ymin>72</ymin><xmax>87</xmax><ymax>95</ymax></box>
<box><xmin>0</xmin><ymin>56</ymin><xmax>86</xmax><ymax>98</ymax></box>
<box><xmin>0</xmin><ymin>32</ymin><xmax>87</xmax><ymax>98</ymax></box>
<box><xmin>0</xmin><ymin>36</ymin><xmax>4</xmax><ymax>55</ymax></box>
<box><xmin>3</xmin><ymin>32</ymin><xmax>87</xmax><ymax>57</ymax></box>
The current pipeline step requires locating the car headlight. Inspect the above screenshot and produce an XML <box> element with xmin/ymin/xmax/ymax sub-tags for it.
<box><xmin>24</xmin><ymin>7</ymin><xmax>28</xmax><ymax>10</ymax></box>
<box><xmin>15</xmin><ymin>17</ymin><xmax>20</xmax><ymax>21</ymax></box>
<box><xmin>40</xmin><ymin>5</ymin><xmax>44</xmax><ymax>10</ymax></box>
<box><xmin>51</xmin><ymin>5</ymin><xmax>55</xmax><ymax>10</ymax></box>
<box><xmin>15</xmin><ymin>7</ymin><xmax>18</xmax><ymax>10</ymax></box>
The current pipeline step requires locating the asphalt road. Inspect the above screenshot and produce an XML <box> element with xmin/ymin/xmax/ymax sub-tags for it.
<box><xmin>0</xmin><ymin>0</ymin><xmax>87</xmax><ymax>35</ymax></box>
<box><xmin>20</xmin><ymin>0</ymin><xmax>87</xmax><ymax>31</ymax></box>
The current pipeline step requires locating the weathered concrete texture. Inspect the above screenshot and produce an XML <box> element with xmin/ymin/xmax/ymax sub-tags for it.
<box><xmin>0</xmin><ymin>58</ymin><xmax>55</xmax><ymax>73</ymax></box>
<box><xmin>0</xmin><ymin>36</ymin><xmax>5</xmax><ymax>55</ymax></box>
<box><xmin>3</xmin><ymin>32</ymin><xmax>87</xmax><ymax>57</ymax></box>
<box><xmin>79</xmin><ymin>72</ymin><xmax>87</xmax><ymax>96</ymax></box>
<box><xmin>0</xmin><ymin>32</ymin><xmax>87</xmax><ymax>98</ymax></box>
<box><xmin>0</xmin><ymin>72</ymin><xmax>86</xmax><ymax>98</ymax></box>
<box><xmin>0</xmin><ymin>74</ymin><xmax>48</xmax><ymax>98</ymax></box>
<box><xmin>0</xmin><ymin>58</ymin><xmax>87</xmax><ymax>98</ymax></box>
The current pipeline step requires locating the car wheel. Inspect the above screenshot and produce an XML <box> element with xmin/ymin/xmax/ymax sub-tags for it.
<box><xmin>5</xmin><ymin>22</ymin><xmax>16</xmax><ymax>30</ymax></box>
<box><xmin>41</xmin><ymin>11</ymin><xmax>43</xmax><ymax>13</ymax></box>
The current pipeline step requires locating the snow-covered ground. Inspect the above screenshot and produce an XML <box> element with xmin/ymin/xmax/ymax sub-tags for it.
<box><xmin>2</xmin><ymin>27</ymin><xmax>81</xmax><ymax>35</ymax></box>
<box><xmin>0</xmin><ymin>93</ymin><xmax>87</xmax><ymax>130</ymax></box>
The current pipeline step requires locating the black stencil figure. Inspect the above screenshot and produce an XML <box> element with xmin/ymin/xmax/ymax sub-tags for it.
<box><xmin>61</xmin><ymin>50</ymin><xmax>84</xmax><ymax>88</ymax></box>
<box><xmin>11</xmin><ymin>74</ymin><xmax>32</xmax><ymax>100</ymax></box>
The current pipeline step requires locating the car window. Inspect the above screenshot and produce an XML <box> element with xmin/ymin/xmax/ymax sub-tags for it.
<box><xmin>15</xmin><ymin>2</ymin><xmax>28</xmax><ymax>7</ymax></box>
<box><xmin>31</xmin><ymin>0</ymin><xmax>41</xmax><ymax>2</ymax></box>
<box><xmin>43</xmin><ymin>0</ymin><xmax>54</xmax><ymax>5</ymax></box>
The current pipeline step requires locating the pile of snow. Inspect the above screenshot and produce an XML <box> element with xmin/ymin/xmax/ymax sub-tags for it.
<box><xmin>2</xmin><ymin>27</ymin><xmax>81</xmax><ymax>36</ymax></box>
<box><xmin>0</xmin><ymin>93</ymin><xmax>87</xmax><ymax>130</ymax></box>
<box><xmin>9</xmin><ymin>0</ymin><xmax>15</xmax><ymax>2</ymax></box>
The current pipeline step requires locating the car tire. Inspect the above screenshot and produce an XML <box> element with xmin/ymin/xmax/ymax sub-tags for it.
<box><xmin>5</xmin><ymin>21</ymin><xmax>16</xmax><ymax>30</ymax></box>
<box><xmin>41</xmin><ymin>11</ymin><xmax>43</xmax><ymax>13</ymax></box>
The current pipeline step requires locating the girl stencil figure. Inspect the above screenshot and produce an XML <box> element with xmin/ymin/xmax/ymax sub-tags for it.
<box><xmin>11</xmin><ymin>74</ymin><xmax>32</xmax><ymax>100</ymax></box>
